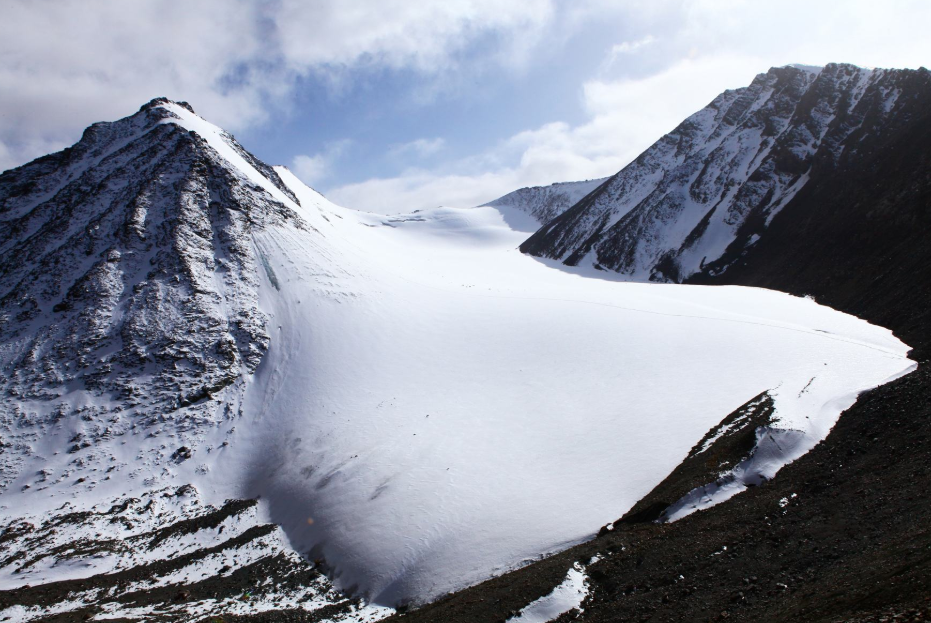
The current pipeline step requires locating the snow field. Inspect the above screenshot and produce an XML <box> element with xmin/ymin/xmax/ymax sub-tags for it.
<box><xmin>230</xmin><ymin>165</ymin><xmax>913</xmax><ymax>605</ymax></box>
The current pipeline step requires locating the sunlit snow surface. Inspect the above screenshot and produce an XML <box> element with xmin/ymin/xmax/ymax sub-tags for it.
<box><xmin>1</xmin><ymin>103</ymin><xmax>914</xmax><ymax>612</ymax></box>
<box><xmin>227</xmin><ymin>162</ymin><xmax>912</xmax><ymax>606</ymax></box>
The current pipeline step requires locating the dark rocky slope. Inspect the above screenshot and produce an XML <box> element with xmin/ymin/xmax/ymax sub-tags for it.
<box><xmin>0</xmin><ymin>496</ymin><xmax>358</xmax><ymax>623</ymax></box>
<box><xmin>689</xmin><ymin>67</ymin><xmax>931</xmax><ymax>362</ymax></box>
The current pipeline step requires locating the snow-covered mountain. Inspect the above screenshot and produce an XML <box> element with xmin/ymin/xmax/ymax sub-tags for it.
<box><xmin>521</xmin><ymin>63</ymin><xmax>931</xmax><ymax>282</ymax></box>
<box><xmin>480</xmin><ymin>178</ymin><xmax>608</xmax><ymax>231</ymax></box>
<box><xmin>0</xmin><ymin>98</ymin><xmax>916</xmax><ymax>620</ymax></box>
<box><xmin>0</xmin><ymin>99</ymin><xmax>380</xmax><ymax>621</ymax></box>
<box><xmin>0</xmin><ymin>99</ymin><xmax>291</xmax><ymax>490</ymax></box>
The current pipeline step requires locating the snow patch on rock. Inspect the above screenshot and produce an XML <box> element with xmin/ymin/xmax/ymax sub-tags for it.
<box><xmin>507</xmin><ymin>562</ymin><xmax>590</xmax><ymax>623</ymax></box>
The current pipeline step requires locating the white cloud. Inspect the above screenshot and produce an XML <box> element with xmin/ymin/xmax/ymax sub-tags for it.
<box><xmin>325</xmin><ymin>0</ymin><xmax>931</xmax><ymax>213</ymax></box>
<box><xmin>6</xmin><ymin>0</ymin><xmax>931</xmax><ymax>217</ymax></box>
<box><xmin>274</xmin><ymin>0</ymin><xmax>554</xmax><ymax>74</ymax></box>
<box><xmin>328</xmin><ymin>168</ymin><xmax>554</xmax><ymax>215</ymax></box>
<box><xmin>291</xmin><ymin>140</ymin><xmax>352</xmax><ymax>187</ymax></box>
<box><xmin>0</xmin><ymin>141</ymin><xmax>13</xmax><ymax>175</ymax></box>
<box><xmin>0</xmin><ymin>0</ymin><xmax>272</xmax><ymax>169</ymax></box>
<box><xmin>327</xmin><ymin>55</ymin><xmax>761</xmax><ymax>213</ymax></box>
<box><xmin>0</xmin><ymin>0</ymin><xmax>557</xmax><ymax>172</ymax></box>
<box><xmin>291</xmin><ymin>154</ymin><xmax>330</xmax><ymax>187</ymax></box>
<box><xmin>610</xmin><ymin>35</ymin><xmax>656</xmax><ymax>57</ymax></box>
<box><xmin>598</xmin><ymin>35</ymin><xmax>657</xmax><ymax>74</ymax></box>
<box><xmin>677</xmin><ymin>0</ymin><xmax>931</xmax><ymax>69</ymax></box>
<box><xmin>327</xmin><ymin>125</ymin><xmax>621</xmax><ymax>215</ymax></box>
<box><xmin>387</xmin><ymin>138</ymin><xmax>446</xmax><ymax>160</ymax></box>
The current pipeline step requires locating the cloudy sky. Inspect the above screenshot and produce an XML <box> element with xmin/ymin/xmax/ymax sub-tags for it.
<box><xmin>2</xmin><ymin>0</ymin><xmax>929</xmax><ymax>212</ymax></box>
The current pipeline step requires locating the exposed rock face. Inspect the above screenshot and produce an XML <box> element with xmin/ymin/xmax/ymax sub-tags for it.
<box><xmin>689</xmin><ymin>68</ymin><xmax>931</xmax><ymax>363</ymax></box>
<box><xmin>520</xmin><ymin>64</ymin><xmax>931</xmax><ymax>282</ymax></box>
<box><xmin>0</xmin><ymin>98</ymin><xmax>302</xmax><ymax>490</ymax></box>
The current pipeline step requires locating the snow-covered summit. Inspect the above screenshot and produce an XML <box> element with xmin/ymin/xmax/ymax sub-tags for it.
<box><xmin>0</xmin><ymin>98</ymin><xmax>310</xmax><ymax>495</ymax></box>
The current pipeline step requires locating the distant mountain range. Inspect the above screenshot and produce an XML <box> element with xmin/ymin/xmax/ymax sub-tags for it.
<box><xmin>480</xmin><ymin>177</ymin><xmax>608</xmax><ymax>231</ymax></box>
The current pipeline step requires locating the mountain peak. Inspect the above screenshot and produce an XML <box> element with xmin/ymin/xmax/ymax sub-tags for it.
<box><xmin>481</xmin><ymin>177</ymin><xmax>609</xmax><ymax>231</ymax></box>
<box><xmin>786</xmin><ymin>62</ymin><xmax>823</xmax><ymax>73</ymax></box>
<box><xmin>140</xmin><ymin>96</ymin><xmax>196</xmax><ymax>114</ymax></box>
<box><xmin>521</xmin><ymin>64</ymin><xmax>931</xmax><ymax>282</ymax></box>
<box><xmin>0</xmin><ymin>98</ymin><xmax>311</xmax><ymax>494</ymax></box>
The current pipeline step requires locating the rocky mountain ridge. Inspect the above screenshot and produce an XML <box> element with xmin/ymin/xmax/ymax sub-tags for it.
<box><xmin>480</xmin><ymin>177</ymin><xmax>608</xmax><ymax>230</ymax></box>
<box><xmin>521</xmin><ymin>63</ymin><xmax>931</xmax><ymax>283</ymax></box>
<box><xmin>0</xmin><ymin>99</ymin><xmax>373</xmax><ymax>621</ymax></box>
